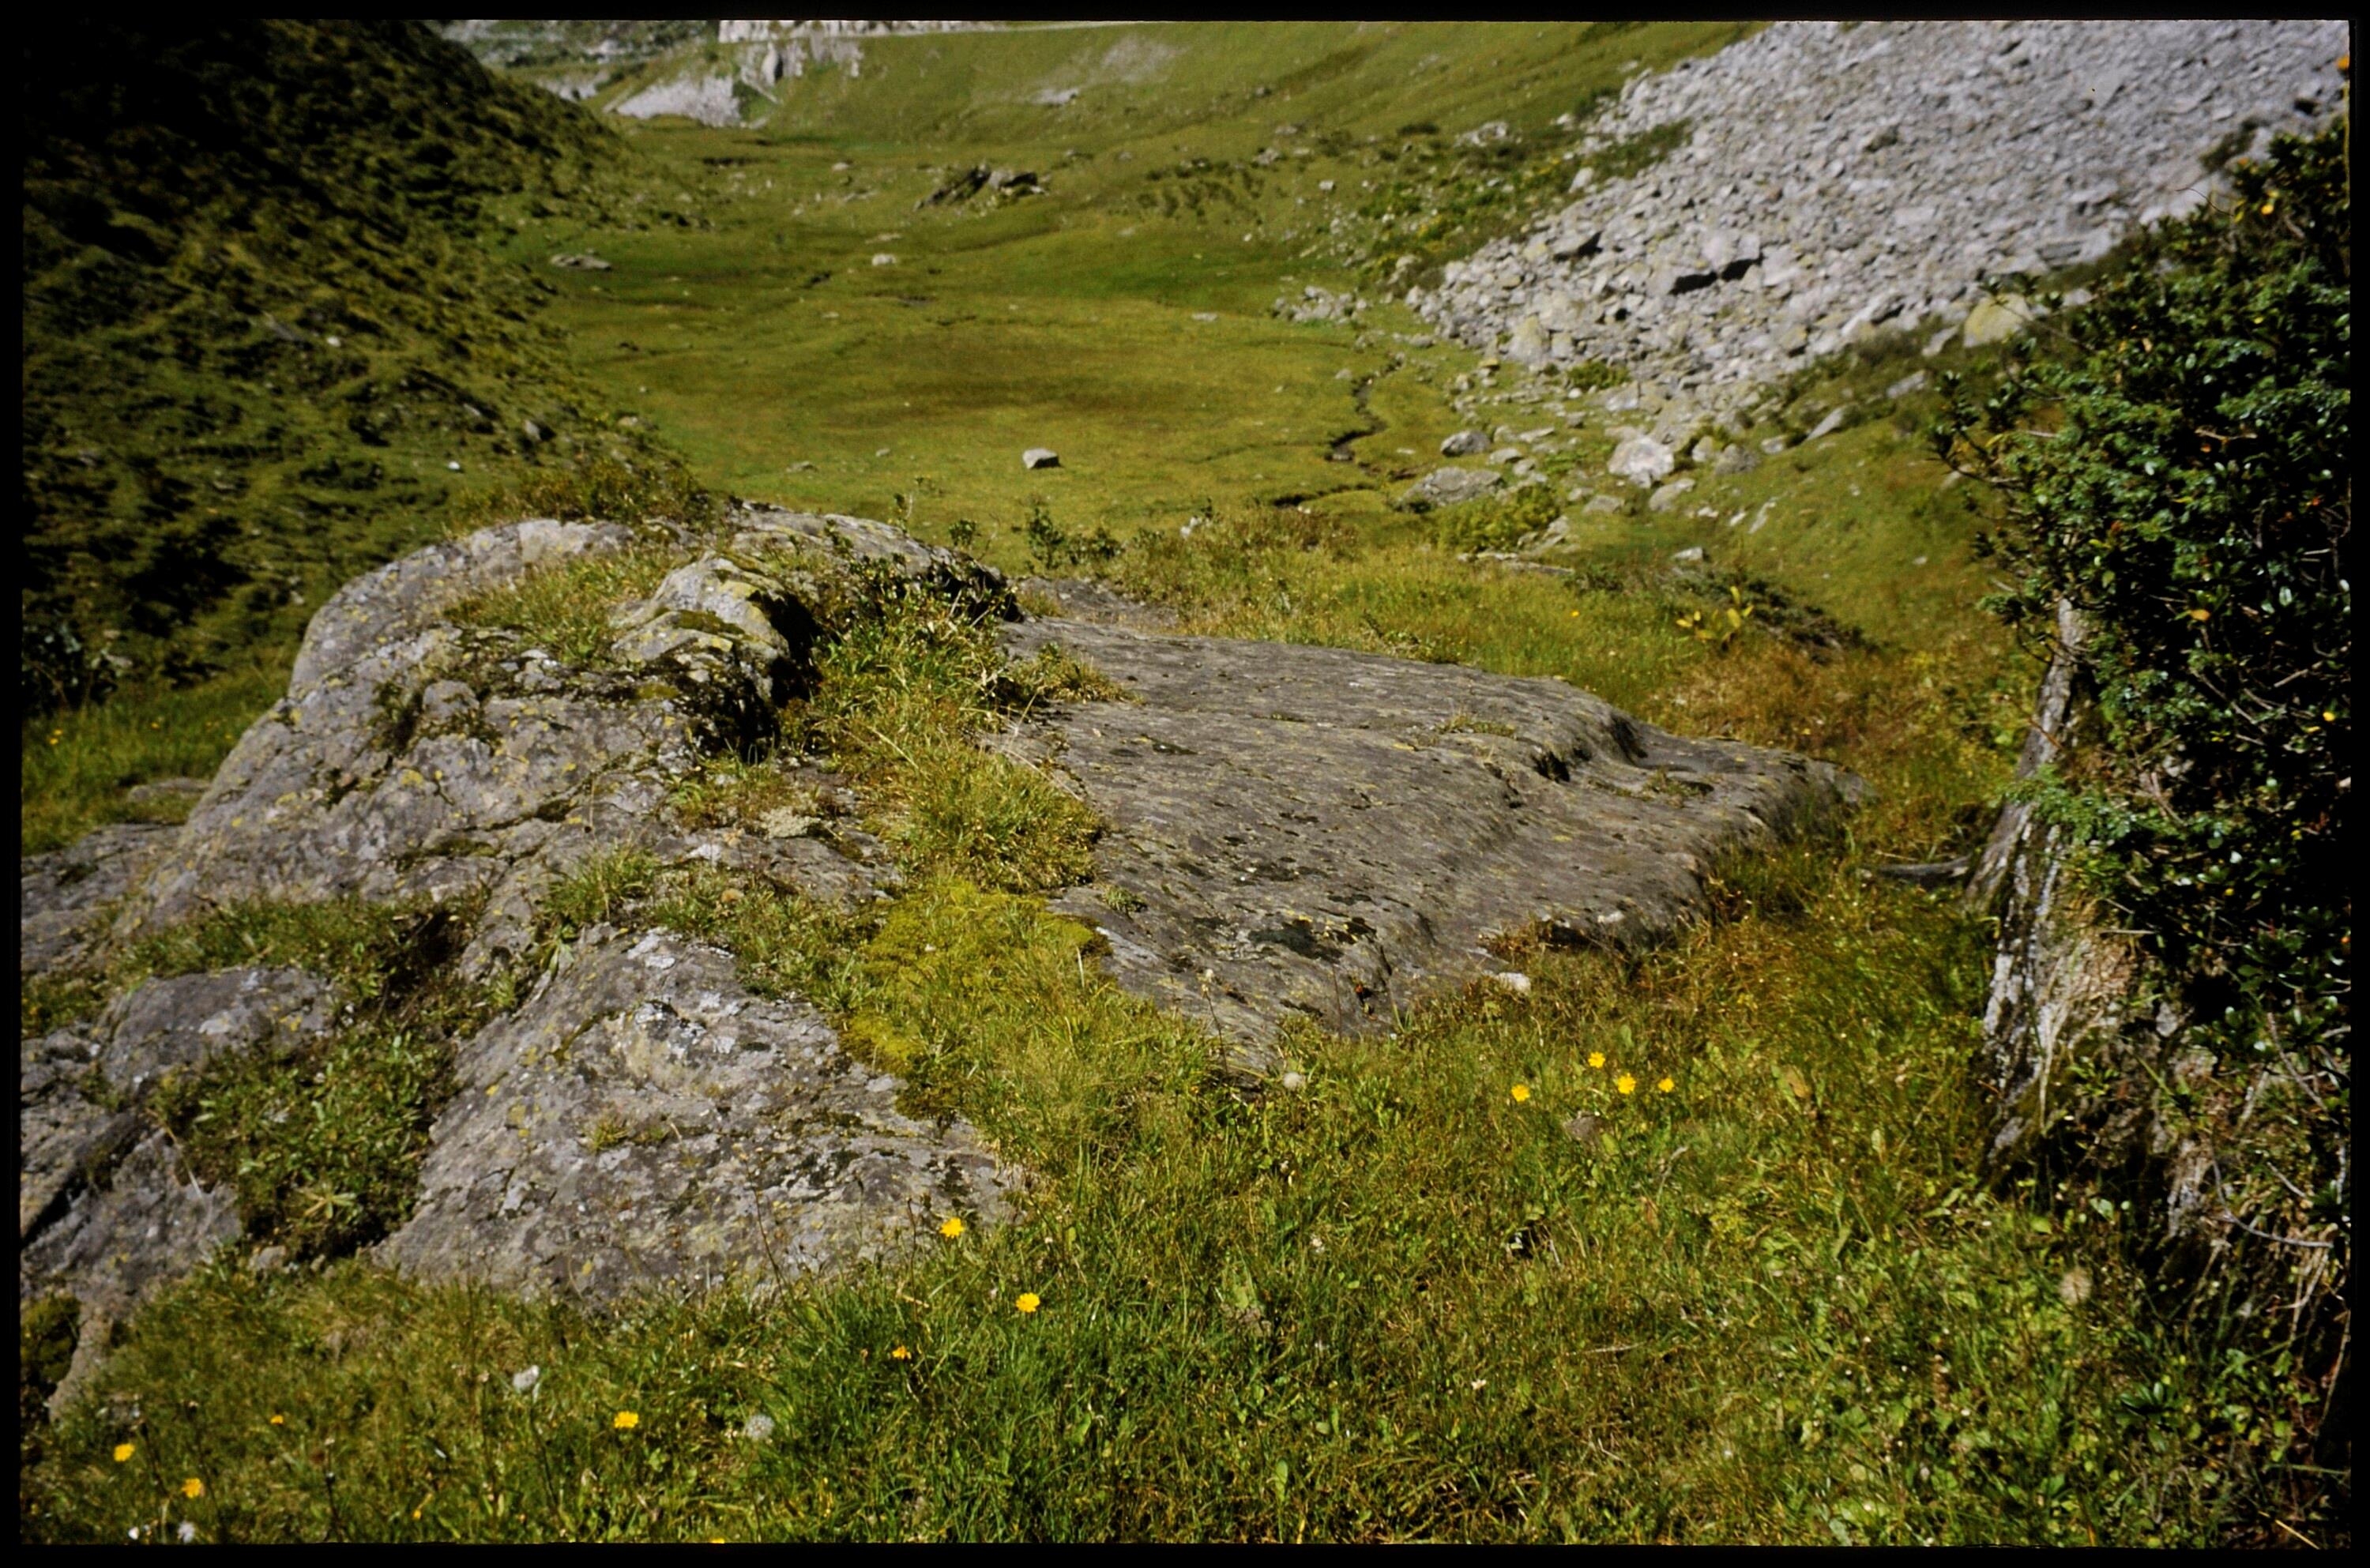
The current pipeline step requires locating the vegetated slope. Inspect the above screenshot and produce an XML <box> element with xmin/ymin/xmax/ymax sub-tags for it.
<box><xmin>480</xmin><ymin>21</ymin><xmax>1747</xmax><ymax>549</ymax></box>
<box><xmin>20</xmin><ymin>20</ymin><xmax>682</xmax><ymax>712</ymax></box>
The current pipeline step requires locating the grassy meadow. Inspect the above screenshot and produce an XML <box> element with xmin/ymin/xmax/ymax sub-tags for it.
<box><xmin>21</xmin><ymin>21</ymin><xmax>2328</xmax><ymax>1545</ymax></box>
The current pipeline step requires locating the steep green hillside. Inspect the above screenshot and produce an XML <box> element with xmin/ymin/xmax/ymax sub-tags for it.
<box><xmin>21</xmin><ymin>20</ymin><xmax>681</xmax><ymax>716</ymax></box>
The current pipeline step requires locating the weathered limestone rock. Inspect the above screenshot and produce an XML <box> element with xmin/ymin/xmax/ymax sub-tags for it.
<box><xmin>997</xmin><ymin>616</ymin><xmax>1861</xmax><ymax>1062</ymax></box>
<box><xmin>378</xmin><ymin>928</ymin><xmax>1014</xmax><ymax>1302</ymax></box>
<box><xmin>23</xmin><ymin>506</ymin><xmax>1856</xmax><ymax>1333</ymax></box>
<box><xmin>113</xmin><ymin>511</ymin><xmax>977</xmax><ymax>977</ymax></box>
<box><xmin>1395</xmin><ymin>467</ymin><xmax>1503</xmax><ymax>512</ymax></box>
<box><xmin>1965</xmin><ymin>604</ymin><xmax>2163</xmax><ymax>1179</ymax></box>
<box><xmin>1608</xmin><ymin>433</ymin><xmax>1676</xmax><ymax>488</ymax></box>
<box><xmin>21</xmin><ymin>966</ymin><xmax>337</xmax><ymax>1316</ymax></box>
<box><xmin>21</xmin><ymin>823</ymin><xmax>179</xmax><ymax>977</ymax></box>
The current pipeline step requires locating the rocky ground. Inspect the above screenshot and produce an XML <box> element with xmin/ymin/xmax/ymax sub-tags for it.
<box><xmin>21</xmin><ymin>508</ymin><xmax>1847</xmax><ymax>1352</ymax></box>
<box><xmin>1414</xmin><ymin>20</ymin><xmax>2349</xmax><ymax>451</ymax></box>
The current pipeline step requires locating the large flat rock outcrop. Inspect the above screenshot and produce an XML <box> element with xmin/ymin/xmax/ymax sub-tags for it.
<box><xmin>1000</xmin><ymin>615</ymin><xmax>1860</xmax><ymax>1055</ymax></box>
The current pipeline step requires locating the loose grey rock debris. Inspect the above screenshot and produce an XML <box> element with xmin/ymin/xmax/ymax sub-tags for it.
<box><xmin>1440</xmin><ymin>429</ymin><xmax>1490</xmax><ymax>457</ymax></box>
<box><xmin>1022</xmin><ymin>447</ymin><xmax>1062</xmax><ymax>470</ymax></box>
<box><xmin>1413</xmin><ymin>21</ymin><xmax>2348</xmax><ymax>439</ymax></box>
<box><xmin>998</xmin><ymin>615</ymin><xmax>1860</xmax><ymax>1066</ymax></box>
<box><xmin>1607</xmin><ymin>433</ymin><xmax>1675</xmax><ymax>488</ymax></box>
<box><xmin>378</xmin><ymin>928</ymin><xmax>1014</xmax><ymax>1303</ymax></box>
<box><xmin>548</xmin><ymin>252</ymin><xmax>613</xmax><ymax>270</ymax></box>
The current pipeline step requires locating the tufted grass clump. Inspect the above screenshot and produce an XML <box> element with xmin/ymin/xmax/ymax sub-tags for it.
<box><xmin>444</xmin><ymin>545</ymin><xmax>682</xmax><ymax>667</ymax></box>
<box><xmin>789</xmin><ymin>585</ymin><xmax>1106</xmax><ymax>895</ymax></box>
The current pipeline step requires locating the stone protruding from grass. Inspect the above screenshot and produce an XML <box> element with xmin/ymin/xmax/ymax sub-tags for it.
<box><xmin>1000</xmin><ymin>615</ymin><xmax>1862</xmax><ymax>1061</ymax></box>
<box><xmin>20</xmin><ymin>822</ymin><xmax>178</xmax><ymax>978</ymax></box>
<box><xmin>378</xmin><ymin>927</ymin><xmax>1014</xmax><ymax>1303</ymax></box>
<box><xmin>107</xmin><ymin>513</ymin><xmax>944</xmax><ymax>978</ymax></box>
<box><xmin>21</xmin><ymin>966</ymin><xmax>337</xmax><ymax>1350</ymax></box>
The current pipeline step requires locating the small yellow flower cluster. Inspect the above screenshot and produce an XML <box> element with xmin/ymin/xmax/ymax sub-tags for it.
<box><xmin>939</xmin><ymin>1216</ymin><xmax>965</xmax><ymax>1239</ymax></box>
<box><xmin>1015</xmin><ymin>1292</ymin><xmax>1041</xmax><ymax>1315</ymax></box>
<box><xmin>1576</xmin><ymin>1048</ymin><xmax>1676</xmax><ymax>1097</ymax></box>
<box><xmin>613</xmin><ymin>1411</ymin><xmax>640</xmax><ymax>1431</ymax></box>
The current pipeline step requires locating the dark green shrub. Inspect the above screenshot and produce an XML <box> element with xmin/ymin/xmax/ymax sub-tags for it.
<box><xmin>1936</xmin><ymin>118</ymin><xmax>2349</xmax><ymax>1485</ymax></box>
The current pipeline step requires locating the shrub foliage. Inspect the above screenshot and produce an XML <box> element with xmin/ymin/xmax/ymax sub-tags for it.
<box><xmin>1937</xmin><ymin>119</ymin><xmax>2349</xmax><ymax>1481</ymax></box>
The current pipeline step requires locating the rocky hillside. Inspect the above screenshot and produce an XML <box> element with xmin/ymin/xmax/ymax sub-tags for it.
<box><xmin>21</xmin><ymin>21</ymin><xmax>664</xmax><ymax>710</ymax></box>
<box><xmin>21</xmin><ymin>509</ymin><xmax>1849</xmax><ymax>1372</ymax></box>
<box><xmin>1415</xmin><ymin>20</ymin><xmax>2349</xmax><ymax>447</ymax></box>
<box><xmin>441</xmin><ymin>20</ymin><xmax>1000</xmax><ymax>122</ymax></box>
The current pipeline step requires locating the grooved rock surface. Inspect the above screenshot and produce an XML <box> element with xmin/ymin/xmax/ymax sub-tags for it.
<box><xmin>998</xmin><ymin>616</ymin><xmax>1860</xmax><ymax>1058</ymax></box>
<box><xmin>378</xmin><ymin>928</ymin><xmax>1014</xmax><ymax>1302</ymax></box>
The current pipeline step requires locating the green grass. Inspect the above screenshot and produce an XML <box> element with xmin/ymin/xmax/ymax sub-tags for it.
<box><xmin>22</xmin><ymin>21</ymin><xmax>2331</xmax><ymax>1545</ymax></box>
<box><xmin>445</xmin><ymin>547</ymin><xmax>680</xmax><ymax>667</ymax></box>
<box><xmin>21</xmin><ymin>661</ymin><xmax>292</xmax><ymax>855</ymax></box>
<box><xmin>22</xmin><ymin>853</ymin><xmax>2275</xmax><ymax>1543</ymax></box>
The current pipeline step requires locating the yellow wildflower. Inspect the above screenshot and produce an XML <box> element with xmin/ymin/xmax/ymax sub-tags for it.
<box><xmin>939</xmin><ymin>1216</ymin><xmax>965</xmax><ymax>1239</ymax></box>
<box><xmin>1616</xmin><ymin>1074</ymin><xmax>1637</xmax><ymax>1096</ymax></box>
<box><xmin>113</xmin><ymin>1443</ymin><xmax>135</xmax><ymax>1464</ymax></box>
<box><xmin>1015</xmin><ymin>1292</ymin><xmax>1041</xmax><ymax>1315</ymax></box>
<box><xmin>613</xmin><ymin>1411</ymin><xmax>640</xmax><ymax>1431</ymax></box>
<box><xmin>1657</xmin><ymin>1076</ymin><xmax>1675</xmax><ymax>1093</ymax></box>
<box><xmin>269</xmin><ymin>1414</ymin><xmax>285</xmax><ymax>1427</ymax></box>
<box><xmin>1587</xmin><ymin>1051</ymin><xmax>1605</xmax><ymax>1070</ymax></box>
<box><xmin>890</xmin><ymin>1345</ymin><xmax>912</xmax><ymax>1361</ymax></box>
<box><xmin>1510</xmin><ymin>1083</ymin><xmax>1531</xmax><ymax>1103</ymax></box>
<box><xmin>182</xmin><ymin>1478</ymin><xmax>205</xmax><ymax>1499</ymax></box>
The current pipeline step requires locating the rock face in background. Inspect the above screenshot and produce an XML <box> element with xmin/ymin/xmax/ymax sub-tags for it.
<box><xmin>1415</xmin><ymin>20</ymin><xmax>2349</xmax><ymax>438</ymax></box>
<box><xmin>440</xmin><ymin>19</ymin><xmax>992</xmax><ymax>118</ymax></box>
<box><xmin>1962</xmin><ymin>604</ymin><xmax>2214</xmax><ymax>1240</ymax></box>
<box><xmin>999</xmin><ymin>615</ymin><xmax>1861</xmax><ymax>1061</ymax></box>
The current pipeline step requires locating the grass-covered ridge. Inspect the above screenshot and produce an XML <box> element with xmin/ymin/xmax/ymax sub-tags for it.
<box><xmin>21</xmin><ymin>21</ymin><xmax>690</xmax><ymax>718</ymax></box>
